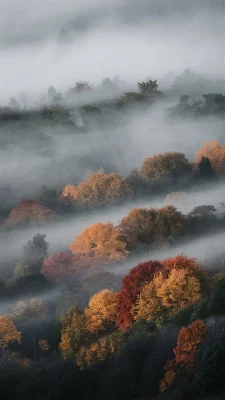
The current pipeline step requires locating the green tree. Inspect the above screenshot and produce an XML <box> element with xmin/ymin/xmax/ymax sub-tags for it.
<box><xmin>21</xmin><ymin>234</ymin><xmax>49</xmax><ymax>273</ymax></box>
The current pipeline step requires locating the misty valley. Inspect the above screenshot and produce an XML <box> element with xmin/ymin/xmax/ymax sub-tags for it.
<box><xmin>1</xmin><ymin>1</ymin><xmax>225</xmax><ymax>399</ymax></box>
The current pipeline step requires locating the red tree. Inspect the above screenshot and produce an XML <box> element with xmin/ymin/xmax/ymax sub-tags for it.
<box><xmin>116</xmin><ymin>260</ymin><xmax>164</xmax><ymax>330</ymax></box>
<box><xmin>41</xmin><ymin>252</ymin><xmax>75</xmax><ymax>284</ymax></box>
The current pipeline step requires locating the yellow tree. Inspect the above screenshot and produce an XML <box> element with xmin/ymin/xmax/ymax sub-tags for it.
<box><xmin>76</xmin><ymin>332</ymin><xmax>123</xmax><ymax>369</ymax></box>
<box><xmin>62</xmin><ymin>171</ymin><xmax>132</xmax><ymax>208</ymax></box>
<box><xmin>0</xmin><ymin>316</ymin><xmax>21</xmax><ymax>348</ymax></box>
<box><xmin>85</xmin><ymin>289</ymin><xmax>119</xmax><ymax>333</ymax></box>
<box><xmin>157</xmin><ymin>269</ymin><xmax>201</xmax><ymax>312</ymax></box>
<box><xmin>59</xmin><ymin>307</ymin><xmax>90</xmax><ymax>360</ymax></box>
<box><xmin>131</xmin><ymin>273</ymin><xmax>164</xmax><ymax>324</ymax></box>
<box><xmin>196</xmin><ymin>141</ymin><xmax>225</xmax><ymax>174</ymax></box>
<box><xmin>69</xmin><ymin>222</ymin><xmax>128</xmax><ymax>267</ymax></box>
<box><xmin>161</xmin><ymin>254</ymin><xmax>209</xmax><ymax>293</ymax></box>
<box><xmin>132</xmin><ymin>269</ymin><xmax>201</xmax><ymax>324</ymax></box>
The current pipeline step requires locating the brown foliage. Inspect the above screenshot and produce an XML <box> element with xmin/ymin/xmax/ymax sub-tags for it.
<box><xmin>160</xmin><ymin>320</ymin><xmax>207</xmax><ymax>392</ymax></box>
<box><xmin>38</xmin><ymin>339</ymin><xmax>49</xmax><ymax>352</ymax></box>
<box><xmin>59</xmin><ymin>306</ymin><xmax>90</xmax><ymax>360</ymax></box>
<box><xmin>0</xmin><ymin>316</ymin><xmax>21</xmax><ymax>348</ymax></box>
<box><xmin>76</xmin><ymin>332</ymin><xmax>123</xmax><ymax>369</ymax></box>
<box><xmin>119</xmin><ymin>206</ymin><xmax>187</xmax><ymax>251</ymax></box>
<box><xmin>85</xmin><ymin>289</ymin><xmax>119</xmax><ymax>333</ymax></box>
<box><xmin>140</xmin><ymin>152</ymin><xmax>192</xmax><ymax>183</ymax></box>
<box><xmin>62</xmin><ymin>171</ymin><xmax>133</xmax><ymax>208</ymax></box>
<box><xmin>116</xmin><ymin>260</ymin><xmax>164</xmax><ymax>330</ymax></box>
<box><xmin>69</xmin><ymin>222</ymin><xmax>128</xmax><ymax>268</ymax></box>
<box><xmin>196</xmin><ymin>140</ymin><xmax>225</xmax><ymax>174</ymax></box>
<box><xmin>2</xmin><ymin>199</ymin><xmax>57</xmax><ymax>228</ymax></box>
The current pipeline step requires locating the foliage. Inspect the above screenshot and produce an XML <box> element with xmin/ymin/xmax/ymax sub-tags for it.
<box><xmin>76</xmin><ymin>331</ymin><xmax>123</xmax><ymax>369</ymax></box>
<box><xmin>119</xmin><ymin>206</ymin><xmax>187</xmax><ymax>251</ymax></box>
<box><xmin>161</xmin><ymin>254</ymin><xmax>209</xmax><ymax>292</ymax></box>
<box><xmin>191</xmin><ymin>273</ymin><xmax>225</xmax><ymax>321</ymax></box>
<box><xmin>21</xmin><ymin>233</ymin><xmax>49</xmax><ymax>273</ymax></box>
<box><xmin>2</xmin><ymin>199</ymin><xmax>57</xmax><ymax>228</ymax></box>
<box><xmin>0</xmin><ymin>316</ymin><xmax>21</xmax><ymax>348</ymax></box>
<box><xmin>10</xmin><ymin>298</ymin><xmax>46</xmax><ymax>323</ymax></box>
<box><xmin>13</xmin><ymin>263</ymin><xmax>30</xmax><ymax>280</ymax></box>
<box><xmin>82</xmin><ymin>270</ymin><xmax>121</xmax><ymax>297</ymax></box>
<box><xmin>116</xmin><ymin>260</ymin><xmax>164</xmax><ymax>330</ymax></box>
<box><xmin>62</xmin><ymin>171</ymin><xmax>132</xmax><ymax>208</ymax></box>
<box><xmin>196</xmin><ymin>141</ymin><xmax>225</xmax><ymax>174</ymax></box>
<box><xmin>140</xmin><ymin>152</ymin><xmax>192</xmax><ymax>186</ymax></box>
<box><xmin>69</xmin><ymin>222</ymin><xmax>128</xmax><ymax>268</ymax></box>
<box><xmin>194</xmin><ymin>334</ymin><xmax>225</xmax><ymax>396</ymax></box>
<box><xmin>41</xmin><ymin>252</ymin><xmax>75</xmax><ymax>284</ymax></box>
<box><xmin>160</xmin><ymin>320</ymin><xmax>207</xmax><ymax>392</ymax></box>
<box><xmin>59</xmin><ymin>306</ymin><xmax>91</xmax><ymax>360</ymax></box>
<box><xmin>132</xmin><ymin>269</ymin><xmax>201</xmax><ymax>325</ymax></box>
<box><xmin>70</xmin><ymin>81</ymin><xmax>94</xmax><ymax>93</ymax></box>
<box><xmin>85</xmin><ymin>289</ymin><xmax>119</xmax><ymax>333</ymax></box>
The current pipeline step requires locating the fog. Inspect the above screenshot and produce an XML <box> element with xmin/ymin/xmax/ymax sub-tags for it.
<box><xmin>1</xmin><ymin>0</ymin><xmax>225</xmax><ymax>294</ymax></box>
<box><xmin>1</xmin><ymin>175</ymin><xmax>225</xmax><ymax>267</ymax></box>
<box><xmin>1</xmin><ymin>103</ymin><xmax>225</xmax><ymax>204</ymax></box>
<box><xmin>115</xmin><ymin>228</ymin><xmax>225</xmax><ymax>277</ymax></box>
<box><xmin>1</xmin><ymin>0</ymin><xmax>225</xmax><ymax>101</ymax></box>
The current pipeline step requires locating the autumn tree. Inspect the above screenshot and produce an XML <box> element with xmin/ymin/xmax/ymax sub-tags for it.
<box><xmin>160</xmin><ymin>320</ymin><xmax>207</xmax><ymax>392</ymax></box>
<box><xmin>59</xmin><ymin>306</ymin><xmax>91</xmax><ymax>360</ymax></box>
<box><xmin>140</xmin><ymin>152</ymin><xmax>192</xmax><ymax>186</ymax></box>
<box><xmin>116</xmin><ymin>260</ymin><xmax>164</xmax><ymax>330</ymax></box>
<box><xmin>161</xmin><ymin>254</ymin><xmax>209</xmax><ymax>293</ymax></box>
<box><xmin>62</xmin><ymin>171</ymin><xmax>132</xmax><ymax>208</ymax></box>
<box><xmin>76</xmin><ymin>332</ymin><xmax>123</xmax><ymax>369</ymax></box>
<box><xmin>41</xmin><ymin>252</ymin><xmax>75</xmax><ymax>284</ymax></box>
<box><xmin>85</xmin><ymin>289</ymin><xmax>119</xmax><ymax>333</ymax></box>
<box><xmin>2</xmin><ymin>199</ymin><xmax>57</xmax><ymax>228</ymax></box>
<box><xmin>132</xmin><ymin>269</ymin><xmax>201</xmax><ymax>325</ymax></box>
<box><xmin>69</xmin><ymin>222</ymin><xmax>128</xmax><ymax>268</ymax></box>
<box><xmin>21</xmin><ymin>233</ymin><xmax>49</xmax><ymax>273</ymax></box>
<box><xmin>0</xmin><ymin>316</ymin><xmax>21</xmax><ymax>348</ymax></box>
<box><xmin>119</xmin><ymin>206</ymin><xmax>187</xmax><ymax>251</ymax></box>
<box><xmin>196</xmin><ymin>141</ymin><xmax>225</xmax><ymax>174</ymax></box>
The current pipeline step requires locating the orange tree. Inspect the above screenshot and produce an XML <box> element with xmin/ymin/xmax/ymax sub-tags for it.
<box><xmin>160</xmin><ymin>320</ymin><xmax>207</xmax><ymax>392</ymax></box>
<box><xmin>62</xmin><ymin>171</ymin><xmax>133</xmax><ymax>208</ymax></box>
<box><xmin>69</xmin><ymin>222</ymin><xmax>128</xmax><ymax>268</ymax></box>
